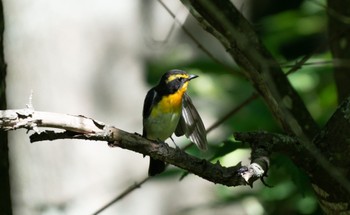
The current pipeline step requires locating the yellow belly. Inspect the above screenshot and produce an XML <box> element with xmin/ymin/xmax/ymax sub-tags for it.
<box><xmin>144</xmin><ymin>111</ymin><xmax>181</xmax><ymax>141</ymax></box>
<box><xmin>144</xmin><ymin>92</ymin><xmax>184</xmax><ymax>141</ymax></box>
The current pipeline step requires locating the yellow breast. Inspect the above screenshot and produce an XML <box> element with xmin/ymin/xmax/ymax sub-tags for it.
<box><xmin>144</xmin><ymin>85</ymin><xmax>187</xmax><ymax>141</ymax></box>
<box><xmin>152</xmin><ymin>83</ymin><xmax>188</xmax><ymax>115</ymax></box>
<box><xmin>156</xmin><ymin>93</ymin><xmax>182</xmax><ymax>114</ymax></box>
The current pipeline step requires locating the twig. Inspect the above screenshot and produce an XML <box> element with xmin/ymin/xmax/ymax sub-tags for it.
<box><xmin>158</xmin><ymin>0</ymin><xmax>241</xmax><ymax>76</ymax></box>
<box><xmin>206</xmin><ymin>93</ymin><xmax>258</xmax><ymax>133</ymax></box>
<box><xmin>91</xmin><ymin>177</ymin><xmax>150</xmax><ymax>215</ymax></box>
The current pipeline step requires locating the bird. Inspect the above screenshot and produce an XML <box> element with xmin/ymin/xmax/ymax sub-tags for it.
<box><xmin>142</xmin><ymin>69</ymin><xmax>207</xmax><ymax>176</ymax></box>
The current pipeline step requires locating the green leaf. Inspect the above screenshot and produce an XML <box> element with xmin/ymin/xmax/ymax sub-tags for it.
<box><xmin>210</xmin><ymin>137</ymin><xmax>247</xmax><ymax>161</ymax></box>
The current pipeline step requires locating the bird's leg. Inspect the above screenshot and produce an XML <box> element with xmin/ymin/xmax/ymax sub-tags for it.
<box><xmin>154</xmin><ymin>138</ymin><xmax>168</xmax><ymax>147</ymax></box>
<box><xmin>170</xmin><ymin>136</ymin><xmax>180</xmax><ymax>150</ymax></box>
<box><xmin>154</xmin><ymin>138</ymin><xmax>172</xmax><ymax>154</ymax></box>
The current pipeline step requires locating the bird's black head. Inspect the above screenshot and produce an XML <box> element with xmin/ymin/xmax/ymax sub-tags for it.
<box><xmin>157</xmin><ymin>69</ymin><xmax>198</xmax><ymax>94</ymax></box>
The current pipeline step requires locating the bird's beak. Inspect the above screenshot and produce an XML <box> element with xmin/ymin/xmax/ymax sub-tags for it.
<box><xmin>188</xmin><ymin>74</ymin><xmax>198</xmax><ymax>81</ymax></box>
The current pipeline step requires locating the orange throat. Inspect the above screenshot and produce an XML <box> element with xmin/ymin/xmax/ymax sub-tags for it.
<box><xmin>157</xmin><ymin>88</ymin><xmax>185</xmax><ymax>113</ymax></box>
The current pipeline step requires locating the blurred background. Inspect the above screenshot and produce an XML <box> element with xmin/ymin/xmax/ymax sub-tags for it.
<box><xmin>4</xmin><ymin>0</ymin><xmax>333</xmax><ymax>214</ymax></box>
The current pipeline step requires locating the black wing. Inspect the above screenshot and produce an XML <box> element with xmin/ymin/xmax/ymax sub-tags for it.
<box><xmin>142</xmin><ymin>88</ymin><xmax>158</xmax><ymax>137</ymax></box>
<box><xmin>175</xmin><ymin>93</ymin><xmax>207</xmax><ymax>150</ymax></box>
<box><xmin>143</xmin><ymin>88</ymin><xmax>157</xmax><ymax>119</ymax></box>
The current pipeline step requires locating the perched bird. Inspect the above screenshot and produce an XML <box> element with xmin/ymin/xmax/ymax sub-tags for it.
<box><xmin>142</xmin><ymin>69</ymin><xmax>207</xmax><ymax>176</ymax></box>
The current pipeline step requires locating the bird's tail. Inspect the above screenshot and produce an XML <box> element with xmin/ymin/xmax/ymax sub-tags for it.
<box><xmin>148</xmin><ymin>158</ymin><xmax>166</xmax><ymax>176</ymax></box>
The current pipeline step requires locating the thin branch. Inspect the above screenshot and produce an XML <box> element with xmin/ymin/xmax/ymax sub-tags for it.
<box><xmin>206</xmin><ymin>93</ymin><xmax>258</xmax><ymax>133</ymax></box>
<box><xmin>281</xmin><ymin>60</ymin><xmax>332</xmax><ymax>69</ymax></box>
<box><xmin>158</xmin><ymin>0</ymin><xmax>218</xmax><ymax>63</ymax></box>
<box><xmin>158</xmin><ymin>0</ymin><xmax>241</xmax><ymax>77</ymax></box>
<box><xmin>91</xmin><ymin>177</ymin><xmax>150</xmax><ymax>215</ymax></box>
<box><xmin>312</xmin><ymin>0</ymin><xmax>350</xmax><ymax>24</ymax></box>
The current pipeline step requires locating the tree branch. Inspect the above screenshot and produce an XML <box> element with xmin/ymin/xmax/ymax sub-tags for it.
<box><xmin>0</xmin><ymin>108</ymin><xmax>254</xmax><ymax>186</ymax></box>
<box><xmin>181</xmin><ymin>0</ymin><xmax>319</xmax><ymax>140</ymax></box>
<box><xmin>235</xmin><ymin>95</ymin><xmax>350</xmax><ymax>214</ymax></box>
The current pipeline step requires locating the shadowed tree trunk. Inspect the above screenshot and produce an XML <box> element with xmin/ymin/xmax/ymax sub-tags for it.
<box><xmin>328</xmin><ymin>0</ymin><xmax>350</xmax><ymax>103</ymax></box>
<box><xmin>0</xmin><ymin>0</ymin><xmax>12</xmax><ymax>214</ymax></box>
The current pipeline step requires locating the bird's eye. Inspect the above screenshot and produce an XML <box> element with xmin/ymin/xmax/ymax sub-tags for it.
<box><xmin>178</xmin><ymin>77</ymin><xmax>184</xmax><ymax>82</ymax></box>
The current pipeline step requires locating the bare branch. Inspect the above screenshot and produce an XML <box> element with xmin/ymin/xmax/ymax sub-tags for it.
<box><xmin>0</xmin><ymin>108</ymin><xmax>254</xmax><ymax>187</ymax></box>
